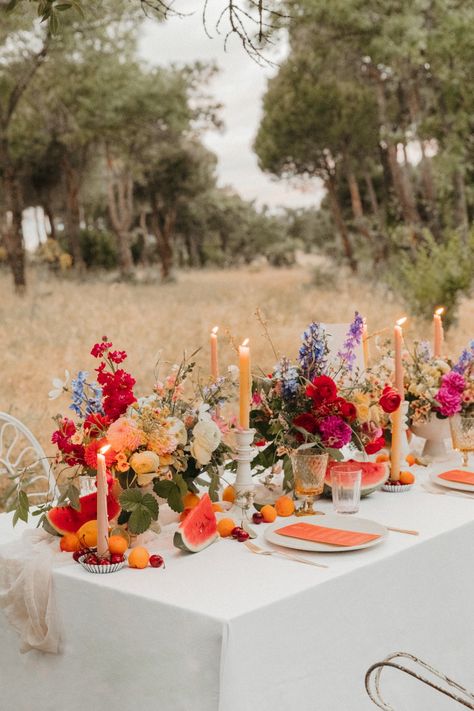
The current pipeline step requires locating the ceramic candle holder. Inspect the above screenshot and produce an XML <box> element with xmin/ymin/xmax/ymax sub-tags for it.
<box><xmin>227</xmin><ymin>428</ymin><xmax>256</xmax><ymax>521</ymax></box>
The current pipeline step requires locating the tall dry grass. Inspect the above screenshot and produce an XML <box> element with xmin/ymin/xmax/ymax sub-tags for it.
<box><xmin>1</xmin><ymin>265</ymin><xmax>473</xmax><ymax>454</ymax></box>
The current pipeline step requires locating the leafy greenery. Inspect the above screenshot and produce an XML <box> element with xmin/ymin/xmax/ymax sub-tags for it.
<box><xmin>119</xmin><ymin>488</ymin><xmax>159</xmax><ymax>534</ymax></box>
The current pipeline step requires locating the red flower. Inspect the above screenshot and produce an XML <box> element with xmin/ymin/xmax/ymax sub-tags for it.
<box><xmin>306</xmin><ymin>375</ymin><xmax>338</xmax><ymax>406</ymax></box>
<box><xmin>109</xmin><ymin>350</ymin><xmax>127</xmax><ymax>364</ymax></box>
<box><xmin>336</xmin><ymin>398</ymin><xmax>357</xmax><ymax>422</ymax></box>
<box><xmin>379</xmin><ymin>386</ymin><xmax>401</xmax><ymax>413</ymax></box>
<box><xmin>293</xmin><ymin>413</ymin><xmax>318</xmax><ymax>434</ymax></box>
<box><xmin>84</xmin><ymin>439</ymin><xmax>117</xmax><ymax>469</ymax></box>
<box><xmin>51</xmin><ymin>418</ymin><xmax>85</xmax><ymax>466</ymax></box>
<box><xmin>83</xmin><ymin>413</ymin><xmax>111</xmax><ymax>437</ymax></box>
<box><xmin>255</xmin><ymin>439</ymin><xmax>267</xmax><ymax>447</ymax></box>
<box><xmin>91</xmin><ymin>341</ymin><xmax>112</xmax><ymax>358</ymax></box>
<box><xmin>96</xmin><ymin>367</ymin><xmax>136</xmax><ymax>420</ymax></box>
<box><xmin>365</xmin><ymin>436</ymin><xmax>386</xmax><ymax>455</ymax></box>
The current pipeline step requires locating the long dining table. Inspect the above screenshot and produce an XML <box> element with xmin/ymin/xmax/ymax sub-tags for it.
<box><xmin>1</xmin><ymin>458</ymin><xmax>474</xmax><ymax>711</ymax></box>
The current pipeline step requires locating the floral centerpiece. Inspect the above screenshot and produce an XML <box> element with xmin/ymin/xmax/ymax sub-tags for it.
<box><xmin>250</xmin><ymin>315</ymin><xmax>401</xmax><ymax>489</ymax></box>
<box><xmin>402</xmin><ymin>341</ymin><xmax>452</xmax><ymax>425</ymax></box>
<box><xmin>434</xmin><ymin>341</ymin><xmax>474</xmax><ymax>418</ymax></box>
<box><xmin>24</xmin><ymin>338</ymin><xmax>234</xmax><ymax>536</ymax></box>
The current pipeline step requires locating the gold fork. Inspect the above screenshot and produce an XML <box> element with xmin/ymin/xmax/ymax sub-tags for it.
<box><xmin>244</xmin><ymin>540</ymin><xmax>329</xmax><ymax>569</ymax></box>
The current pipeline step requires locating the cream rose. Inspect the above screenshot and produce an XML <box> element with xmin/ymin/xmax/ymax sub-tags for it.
<box><xmin>190</xmin><ymin>419</ymin><xmax>221</xmax><ymax>466</ymax></box>
<box><xmin>167</xmin><ymin>416</ymin><xmax>187</xmax><ymax>446</ymax></box>
<box><xmin>129</xmin><ymin>451</ymin><xmax>160</xmax><ymax>487</ymax></box>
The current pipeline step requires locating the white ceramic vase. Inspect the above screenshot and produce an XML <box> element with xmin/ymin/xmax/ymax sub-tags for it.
<box><xmin>411</xmin><ymin>414</ymin><xmax>451</xmax><ymax>460</ymax></box>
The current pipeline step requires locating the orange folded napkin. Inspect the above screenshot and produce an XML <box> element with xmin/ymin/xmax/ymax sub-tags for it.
<box><xmin>438</xmin><ymin>470</ymin><xmax>474</xmax><ymax>486</ymax></box>
<box><xmin>275</xmin><ymin>522</ymin><xmax>380</xmax><ymax>547</ymax></box>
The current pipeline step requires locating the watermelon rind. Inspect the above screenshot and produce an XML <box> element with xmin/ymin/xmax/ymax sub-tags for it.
<box><xmin>324</xmin><ymin>460</ymin><xmax>388</xmax><ymax>498</ymax></box>
<box><xmin>173</xmin><ymin>493</ymin><xmax>218</xmax><ymax>553</ymax></box>
<box><xmin>46</xmin><ymin>491</ymin><xmax>120</xmax><ymax>535</ymax></box>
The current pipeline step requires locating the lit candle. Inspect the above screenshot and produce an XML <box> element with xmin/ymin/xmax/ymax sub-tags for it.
<box><xmin>210</xmin><ymin>326</ymin><xmax>219</xmax><ymax>380</ymax></box>
<box><xmin>96</xmin><ymin>445</ymin><xmax>110</xmax><ymax>558</ymax></box>
<box><xmin>433</xmin><ymin>307</ymin><xmax>444</xmax><ymax>357</ymax></box>
<box><xmin>362</xmin><ymin>318</ymin><xmax>369</xmax><ymax>369</ymax></box>
<box><xmin>390</xmin><ymin>407</ymin><xmax>402</xmax><ymax>482</ymax></box>
<box><xmin>239</xmin><ymin>338</ymin><xmax>251</xmax><ymax>429</ymax></box>
<box><xmin>394</xmin><ymin>317</ymin><xmax>407</xmax><ymax>398</ymax></box>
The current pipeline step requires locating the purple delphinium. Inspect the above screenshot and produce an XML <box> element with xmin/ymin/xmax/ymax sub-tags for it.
<box><xmin>70</xmin><ymin>371</ymin><xmax>103</xmax><ymax>418</ymax></box>
<box><xmin>453</xmin><ymin>341</ymin><xmax>474</xmax><ymax>375</ymax></box>
<box><xmin>337</xmin><ymin>312</ymin><xmax>364</xmax><ymax>371</ymax></box>
<box><xmin>319</xmin><ymin>416</ymin><xmax>352</xmax><ymax>449</ymax></box>
<box><xmin>273</xmin><ymin>357</ymin><xmax>299</xmax><ymax>400</ymax></box>
<box><xmin>298</xmin><ymin>322</ymin><xmax>329</xmax><ymax>379</ymax></box>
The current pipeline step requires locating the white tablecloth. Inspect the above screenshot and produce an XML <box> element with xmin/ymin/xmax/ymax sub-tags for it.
<box><xmin>1</xmin><ymin>462</ymin><xmax>474</xmax><ymax>711</ymax></box>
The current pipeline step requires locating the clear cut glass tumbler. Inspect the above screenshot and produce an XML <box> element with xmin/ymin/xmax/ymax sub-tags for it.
<box><xmin>330</xmin><ymin>463</ymin><xmax>362</xmax><ymax>514</ymax></box>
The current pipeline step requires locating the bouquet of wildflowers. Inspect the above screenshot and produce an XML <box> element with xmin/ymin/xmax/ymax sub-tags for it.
<box><xmin>44</xmin><ymin>338</ymin><xmax>234</xmax><ymax>534</ymax></box>
<box><xmin>250</xmin><ymin>315</ymin><xmax>400</xmax><ymax>488</ymax></box>
<box><xmin>402</xmin><ymin>341</ymin><xmax>452</xmax><ymax>424</ymax></box>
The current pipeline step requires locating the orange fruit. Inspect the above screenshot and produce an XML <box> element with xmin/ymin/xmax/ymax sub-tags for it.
<box><xmin>179</xmin><ymin>508</ymin><xmax>192</xmax><ymax>522</ymax></box>
<box><xmin>60</xmin><ymin>532</ymin><xmax>81</xmax><ymax>552</ymax></box>
<box><xmin>405</xmin><ymin>454</ymin><xmax>416</xmax><ymax>466</ymax></box>
<box><xmin>212</xmin><ymin>503</ymin><xmax>224</xmax><ymax>513</ymax></box>
<box><xmin>274</xmin><ymin>495</ymin><xmax>295</xmax><ymax>517</ymax></box>
<box><xmin>108</xmin><ymin>535</ymin><xmax>128</xmax><ymax>555</ymax></box>
<box><xmin>260</xmin><ymin>504</ymin><xmax>277</xmax><ymax>523</ymax></box>
<box><xmin>217</xmin><ymin>518</ymin><xmax>236</xmax><ymax>538</ymax></box>
<box><xmin>376</xmin><ymin>453</ymin><xmax>389</xmax><ymax>463</ymax></box>
<box><xmin>400</xmin><ymin>470</ymin><xmax>415</xmax><ymax>485</ymax></box>
<box><xmin>77</xmin><ymin>520</ymin><xmax>98</xmax><ymax>548</ymax></box>
<box><xmin>128</xmin><ymin>546</ymin><xmax>150</xmax><ymax>569</ymax></box>
<box><xmin>183</xmin><ymin>492</ymin><xmax>201</xmax><ymax>509</ymax></box>
<box><xmin>222</xmin><ymin>485</ymin><xmax>236</xmax><ymax>503</ymax></box>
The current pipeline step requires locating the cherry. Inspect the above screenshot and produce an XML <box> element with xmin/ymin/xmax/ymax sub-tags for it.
<box><xmin>231</xmin><ymin>527</ymin><xmax>243</xmax><ymax>539</ymax></box>
<box><xmin>73</xmin><ymin>550</ymin><xmax>85</xmax><ymax>562</ymax></box>
<box><xmin>252</xmin><ymin>512</ymin><xmax>264</xmax><ymax>525</ymax></box>
<box><xmin>149</xmin><ymin>555</ymin><xmax>165</xmax><ymax>569</ymax></box>
<box><xmin>85</xmin><ymin>554</ymin><xmax>99</xmax><ymax>565</ymax></box>
<box><xmin>237</xmin><ymin>531</ymin><xmax>250</xmax><ymax>542</ymax></box>
<box><xmin>110</xmin><ymin>554</ymin><xmax>124</xmax><ymax>564</ymax></box>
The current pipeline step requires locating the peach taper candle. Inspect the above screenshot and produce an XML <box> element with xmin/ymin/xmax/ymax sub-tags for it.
<box><xmin>96</xmin><ymin>445</ymin><xmax>110</xmax><ymax>557</ymax></box>
<box><xmin>394</xmin><ymin>317</ymin><xmax>407</xmax><ymax>398</ymax></box>
<box><xmin>210</xmin><ymin>326</ymin><xmax>219</xmax><ymax>380</ymax></box>
<box><xmin>239</xmin><ymin>339</ymin><xmax>251</xmax><ymax>429</ymax></box>
<box><xmin>433</xmin><ymin>307</ymin><xmax>444</xmax><ymax>357</ymax></box>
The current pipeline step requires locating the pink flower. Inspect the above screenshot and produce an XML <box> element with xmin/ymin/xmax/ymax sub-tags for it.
<box><xmin>435</xmin><ymin>372</ymin><xmax>465</xmax><ymax>417</ymax></box>
<box><xmin>107</xmin><ymin>417</ymin><xmax>144</xmax><ymax>453</ymax></box>
<box><xmin>318</xmin><ymin>416</ymin><xmax>352</xmax><ymax>449</ymax></box>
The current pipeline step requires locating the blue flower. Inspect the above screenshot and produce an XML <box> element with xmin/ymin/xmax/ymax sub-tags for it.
<box><xmin>337</xmin><ymin>312</ymin><xmax>364</xmax><ymax>371</ymax></box>
<box><xmin>69</xmin><ymin>371</ymin><xmax>103</xmax><ymax>418</ymax></box>
<box><xmin>418</xmin><ymin>341</ymin><xmax>432</xmax><ymax>362</ymax></box>
<box><xmin>298</xmin><ymin>322</ymin><xmax>329</xmax><ymax>379</ymax></box>
<box><xmin>274</xmin><ymin>358</ymin><xmax>299</xmax><ymax>400</ymax></box>
<box><xmin>453</xmin><ymin>340</ymin><xmax>474</xmax><ymax>374</ymax></box>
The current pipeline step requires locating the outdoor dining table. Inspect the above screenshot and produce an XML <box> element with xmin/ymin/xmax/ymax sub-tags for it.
<box><xmin>1</xmin><ymin>460</ymin><xmax>473</xmax><ymax>711</ymax></box>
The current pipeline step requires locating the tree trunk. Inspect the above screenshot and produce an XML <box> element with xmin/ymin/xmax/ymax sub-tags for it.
<box><xmin>1</xmin><ymin>147</ymin><xmax>26</xmax><ymax>293</ymax></box>
<box><xmin>454</xmin><ymin>168</ymin><xmax>469</xmax><ymax>245</ymax></box>
<box><xmin>63</xmin><ymin>158</ymin><xmax>85</xmax><ymax>272</ymax></box>
<box><xmin>325</xmin><ymin>177</ymin><xmax>357</xmax><ymax>273</ymax></box>
<box><xmin>347</xmin><ymin>170</ymin><xmax>364</xmax><ymax>219</ymax></box>
<box><xmin>364</xmin><ymin>171</ymin><xmax>381</xmax><ymax>219</ymax></box>
<box><xmin>44</xmin><ymin>201</ymin><xmax>56</xmax><ymax>240</ymax></box>
<box><xmin>150</xmin><ymin>195</ymin><xmax>175</xmax><ymax>280</ymax></box>
<box><xmin>106</xmin><ymin>156</ymin><xmax>135</xmax><ymax>280</ymax></box>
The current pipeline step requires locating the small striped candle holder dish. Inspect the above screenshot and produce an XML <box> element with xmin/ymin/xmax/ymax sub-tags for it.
<box><xmin>79</xmin><ymin>555</ymin><xmax>126</xmax><ymax>574</ymax></box>
<box><xmin>382</xmin><ymin>482</ymin><xmax>414</xmax><ymax>493</ymax></box>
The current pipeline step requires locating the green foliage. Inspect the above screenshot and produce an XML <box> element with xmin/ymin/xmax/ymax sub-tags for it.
<box><xmin>119</xmin><ymin>488</ymin><xmax>159</xmax><ymax>535</ymax></box>
<box><xmin>79</xmin><ymin>229</ymin><xmax>117</xmax><ymax>269</ymax></box>
<box><xmin>388</xmin><ymin>230</ymin><xmax>474</xmax><ymax>327</ymax></box>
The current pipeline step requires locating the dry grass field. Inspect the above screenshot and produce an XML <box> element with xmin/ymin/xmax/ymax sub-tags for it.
<box><xmin>1</xmin><ymin>265</ymin><xmax>473</xmax><ymax>455</ymax></box>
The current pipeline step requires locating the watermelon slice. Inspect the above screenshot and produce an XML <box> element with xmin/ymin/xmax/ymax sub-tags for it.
<box><xmin>46</xmin><ymin>490</ymin><xmax>120</xmax><ymax>535</ymax></box>
<box><xmin>173</xmin><ymin>493</ymin><xmax>218</xmax><ymax>553</ymax></box>
<box><xmin>324</xmin><ymin>459</ymin><xmax>388</xmax><ymax>498</ymax></box>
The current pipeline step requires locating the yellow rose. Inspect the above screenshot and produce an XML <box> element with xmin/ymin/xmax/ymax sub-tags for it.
<box><xmin>354</xmin><ymin>392</ymin><xmax>370</xmax><ymax>422</ymax></box>
<box><xmin>190</xmin><ymin>419</ymin><xmax>221</xmax><ymax>466</ymax></box>
<box><xmin>129</xmin><ymin>451</ymin><xmax>160</xmax><ymax>486</ymax></box>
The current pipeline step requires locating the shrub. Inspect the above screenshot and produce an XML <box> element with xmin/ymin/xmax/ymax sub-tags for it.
<box><xmin>79</xmin><ymin>229</ymin><xmax>117</xmax><ymax>269</ymax></box>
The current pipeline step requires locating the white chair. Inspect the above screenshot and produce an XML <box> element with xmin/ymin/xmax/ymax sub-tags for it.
<box><xmin>366</xmin><ymin>652</ymin><xmax>474</xmax><ymax>709</ymax></box>
<box><xmin>0</xmin><ymin>412</ymin><xmax>58</xmax><ymax>510</ymax></box>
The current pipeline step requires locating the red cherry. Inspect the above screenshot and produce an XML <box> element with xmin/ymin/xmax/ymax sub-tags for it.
<box><xmin>231</xmin><ymin>527</ymin><xmax>243</xmax><ymax>539</ymax></box>
<box><xmin>149</xmin><ymin>555</ymin><xmax>165</xmax><ymax>569</ymax></box>
<box><xmin>237</xmin><ymin>531</ymin><xmax>250</xmax><ymax>542</ymax></box>
<box><xmin>110</xmin><ymin>554</ymin><xmax>124</xmax><ymax>564</ymax></box>
<box><xmin>73</xmin><ymin>550</ymin><xmax>83</xmax><ymax>562</ymax></box>
<box><xmin>252</xmin><ymin>512</ymin><xmax>264</xmax><ymax>524</ymax></box>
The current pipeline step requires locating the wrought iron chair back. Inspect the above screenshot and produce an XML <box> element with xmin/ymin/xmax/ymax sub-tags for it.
<box><xmin>366</xmin><ymin>652</ymin><xmax>474</xmax><ymax>709</ymax></box>
<box><xmin>0</xmin><ymin>412</ymin><xmax>58</xmax><ymax>509</ymax></box>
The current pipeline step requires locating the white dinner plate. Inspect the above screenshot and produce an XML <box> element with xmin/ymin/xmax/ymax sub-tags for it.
<box><xmin>264</xmin><ymin>514</ymin><xmax>388</xmax><ymax>553</ymax></box>
<box><xmin>430</xmin><ymin>468</ymin><xmax>474</xmax><ymax>493</ymax></box>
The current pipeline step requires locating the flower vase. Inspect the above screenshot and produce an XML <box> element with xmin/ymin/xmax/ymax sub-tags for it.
<box><xmin>411</xmin><ymin>414</ymin><xmax>451</xmax><ymax>461</ymax></box>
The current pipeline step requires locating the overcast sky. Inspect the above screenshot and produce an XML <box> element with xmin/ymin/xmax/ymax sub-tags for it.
<box><xmin>139</xmin><ymin>11</ymin><xmax>324</xmax><ymax>211</ymax></box>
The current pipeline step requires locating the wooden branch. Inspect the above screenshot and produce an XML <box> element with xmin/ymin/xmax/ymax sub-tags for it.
<box><xmin>4</xmin><ymin>38</ymin><xmax>50</xmax><ymax>129</ymax></box>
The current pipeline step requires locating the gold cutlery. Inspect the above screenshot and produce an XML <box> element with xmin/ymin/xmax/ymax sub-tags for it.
<box><xmin>243</xmin><ymin>540</ymin><xmax>328</xmax><ymax>569</ymax></box>
<box><xmin>386</xmin><ymin>526</ymin><xmax>419</xmax><ymax>536</ymax></box>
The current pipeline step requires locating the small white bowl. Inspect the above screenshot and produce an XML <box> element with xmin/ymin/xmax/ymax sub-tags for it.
<box><xmin>382</xmin><ymin>483</ymin><xmax>414</xmax><ymax>493</ymax></box>
<box><xmin>78</xmin><ymin>555</ymin><xmax>126</xmax><ymax>574</ymax></box>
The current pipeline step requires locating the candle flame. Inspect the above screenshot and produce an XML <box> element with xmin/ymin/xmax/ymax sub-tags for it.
<box><xmin>396</xmin><ymin>317</ymin><xmax>407</xmax><ymax>327</ymax></box>
<box><xmin>435</xmin><ymin>307</ymin><xmax>444</xmax><ymax>316</ymax></box>
<box><xmin>211</xmin><ymin>326</ymin><xmax>219</xmax><ymax>335</ymax></box>
<box><xmin>241</xmin><ymin>338</ymin><xmax>249</xmax><ymax>347</ymax></box>
<box><xmin>99</xmin><ymin>444</ymin><xmax>111</xmax><ymax>455</ymax></box>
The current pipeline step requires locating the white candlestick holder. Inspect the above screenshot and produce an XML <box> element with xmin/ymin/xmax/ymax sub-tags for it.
<box><xmin>227</xmin><ymin>428</ymin><xmax>256</xmax><ymax>523</ymax></box>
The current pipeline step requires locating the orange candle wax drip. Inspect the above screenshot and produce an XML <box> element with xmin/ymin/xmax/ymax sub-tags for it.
<box><xmin>210</xmin><ymin>326</ymin><xmax>219</xmax><ymax>380</ymax></box>
<box><xmin>96</xmin><ymin>445</ymin><xmax>110</xmax><ymax>557</ymax></box>
<box><xmin>239</xmin><ymin>339</ymin><xmax>251</xmax><ymax>429</ymax></box>
<box><xmin>433</xmin><ymin>307</ymin><xmax>444</xmax><ymax>358</ymax></box>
